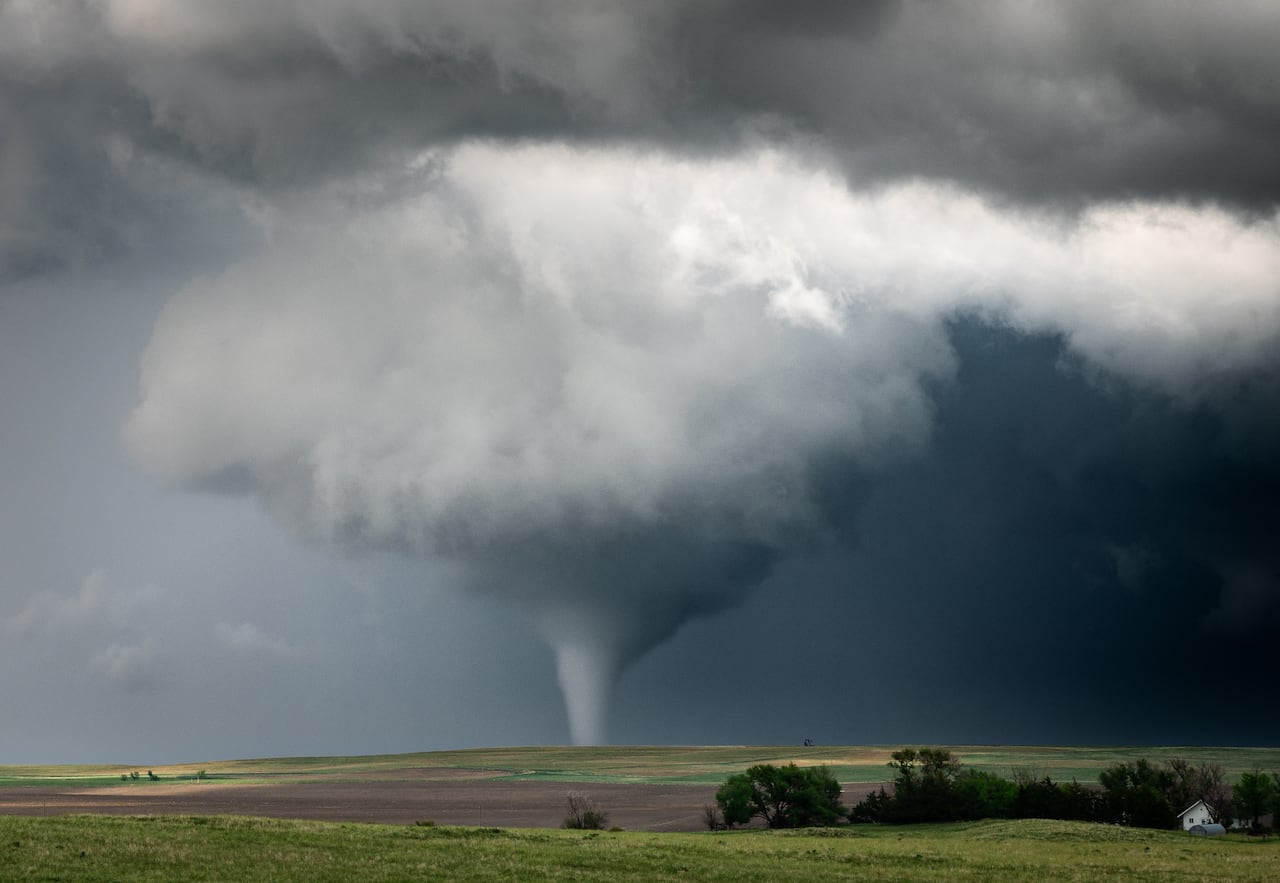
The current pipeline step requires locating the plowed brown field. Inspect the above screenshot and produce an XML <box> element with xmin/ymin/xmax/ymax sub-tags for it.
<box><xmin>0</xmin><ymin>774</ymin><xmax>883</xmax><ymax>831</ymax></box>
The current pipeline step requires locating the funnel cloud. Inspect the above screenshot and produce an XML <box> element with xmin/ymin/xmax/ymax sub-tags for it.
<box><xmin>126</xmin><ymin>146</ymin><xmax>958</xmax><ymax>740</ymax></box>
<box><xmin>126</xmin><ymin>144</ymin><xmax>1279</xmax><ymax>742</ymax></box>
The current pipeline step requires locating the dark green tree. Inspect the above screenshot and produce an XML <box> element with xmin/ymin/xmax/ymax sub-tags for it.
<box><xmin>1098</xmin><ymin>759</ymin><xmax>1176</xmax><ymax>829</ymax></box>
<box><xmin>715</xmin><ymin>772</ymin><xmax>756</xmax><ymax>826</ymax></box>
<box><xmin>1011</xmin><ymin>776</ymin><xmax>1104</xmax><ymax>822</ymax></box>
<box><xmin>1233</xmin><ymin>770</ymin><xmax>1275</xmax><ymax>829</ymax></box>
<box><xmin>953</xmin><ymin>769</ymin><xmax>1017</xmax><ymax>820</ymax></box>
<box><xmin>1271</xmin><ymin>773</ymin><xmax>1280</xmax><ymax>827</ymax></box>
<box><xmin>882</xmin><ymin>747</ymin><xmax>964</xmax><ymax>823</ymax></box>
<box><xmin>1057</xmin><ymin>780</ymin><xmax>1106</xmax><ymax>822</ymax></box>
<box><xmin>715</xmin><ymin>763</ymin><xmax>847</xmax><ymax>828</ymax></box>
<box><xmin>1011</xmin><ymin>775</ymin><xmax>1060</xmax><ymax>820</ymax></box>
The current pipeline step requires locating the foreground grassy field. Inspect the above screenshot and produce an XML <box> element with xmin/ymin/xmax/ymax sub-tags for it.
<box><xmin>2</xmin><ymin>815</ymin><xmax>1278</xmax><ymax>882</ymax></box>
<box><xmin>5</xmin><ymin>744</ymin><xmax>1279</xmax><ymax>788</ymax></box>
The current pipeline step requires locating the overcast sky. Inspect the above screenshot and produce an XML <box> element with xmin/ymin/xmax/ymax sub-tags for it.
<box><xmin>2</xmin><ymin>1</ymin><xmax>1278</xmax><ymax>763</ymax></box>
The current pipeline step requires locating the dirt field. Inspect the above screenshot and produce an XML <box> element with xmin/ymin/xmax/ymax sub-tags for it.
<box><xmin>0</xmin><ymin>773</ymin><xmax>883</xmax><ymax>832</ymax></box>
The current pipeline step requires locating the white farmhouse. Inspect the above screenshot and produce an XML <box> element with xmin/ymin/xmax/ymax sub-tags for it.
<box><xmin>1178</xmin><ymin>799</ymin><xmax>1218</xmax><ymax>831</ymax></box>
<box><xmin>1178</xmin><ymin>799</ymin><xmax>1259</xmax><ymax>831</ymax></box>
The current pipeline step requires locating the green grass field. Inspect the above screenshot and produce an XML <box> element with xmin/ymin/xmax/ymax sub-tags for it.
<box><xmin>5</xmin><ymin>744</ymin><xmax>1278</xmax><ymax>788</ymax></box>
<box><xmin>2</xmin><ymin>815</ymin><xmax>1278</xmax><ymax>882</ymax></box>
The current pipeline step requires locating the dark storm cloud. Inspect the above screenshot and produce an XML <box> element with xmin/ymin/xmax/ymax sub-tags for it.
<box><xmin>122</xmin><ymin>1</ymin><xmax>1280</xmax><ymax>207</ymax></box>
<box><xmin>0</xmin><ymin>31</ymin><xmax>254</xmax><ymax>280</ymax></box>
<box><xmin>0</xmin><ymin>65</ymin><xmax>137</xmax><ymax>278</ymax></box>
<box><xmin>0</xmin><ymin>0</ymin><xmax>619</xmax><ymax>276</ymax></box>
<box><xmin>128</xmin><ymin>0</ymin><xmax>1280</xmax><ymax>208</ymax></box>
<box><xmin>5</xmin><ymin>0</ymin><xmax>1280</xmax><ymax>282</ymax></box>
<box><xmin>883</xmin><ymin>319</ymin><xmax>1280</xmax><ymax>741</ymax></box>
<box><xmin>668</xmin><ymin>0</ymin><xmax>1280</xmax><ymax>207</ymax></box>
<box><xmin>925</xmin><ymin>319</ymin><xmax>1280</xmax><ymax>647</ymax></box>
<box><xmin>721</xmin><ymin>0</ymin><xmax>901</xmax><ymax>36</ymax></box>
<box><xmin>616</xmin><ymin>319</ymin><xmax>1280</xmax><ymax>745</ymax></box>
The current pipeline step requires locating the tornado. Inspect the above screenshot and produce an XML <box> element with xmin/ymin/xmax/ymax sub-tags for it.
<box><xmin>126</xmin><ymin>142</ymin><xmax>1280</xmax><ymax>743</ymax></box>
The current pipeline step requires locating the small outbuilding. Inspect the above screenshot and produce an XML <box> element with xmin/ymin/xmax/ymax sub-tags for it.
<box><xmin>1188</xmin><ymin>823</ymin><xmax>1227</xmax><ymax>836</ymax></box>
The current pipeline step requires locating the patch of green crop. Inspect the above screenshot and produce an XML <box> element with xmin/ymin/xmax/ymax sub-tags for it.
<box><xmin>950</xmin><ymin>746</ymin><xmax>1280</xmax><ymax>785</ymax></box>
<box><xmin>0</xmin><ymin>776</ymin><xmax>137</xmax><ymax>789</ymax></box>
<box><xmin>5</xmin><ymin>745</ymin><xmax>1280</xmax><ymax>790</ymax></box>
<box><xmin>2</xmin><ymin>816</ymin><xmax>1279</xmax><ymax>882</ymax></box>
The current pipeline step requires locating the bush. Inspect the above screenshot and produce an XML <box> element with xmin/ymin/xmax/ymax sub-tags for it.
<box><xmin>848</xmin><ymin>787</ymin><xmax>892</xmax><ymax>823</ymax></box>
<box><xmin>562</xmin><ymin>793</ymin><xmax>608</xmax><ymax>830</ymax></box>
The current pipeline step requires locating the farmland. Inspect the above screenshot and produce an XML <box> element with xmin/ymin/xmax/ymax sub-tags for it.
<box><xmin>3</xmin><ymin>746</ymin><xmax>1280</xmax><ymax>880</ymax></box>
<box><xmin>7</xmin><ymin>744</ymin><xmax>1278</xmax><ymax>789</ymax></box>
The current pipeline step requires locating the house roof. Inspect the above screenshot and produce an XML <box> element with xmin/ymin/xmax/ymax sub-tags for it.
<box><xmin>1178</xmin><ymin>798</ymin><xmax>1212</xmax><ymax>818</ymax></box>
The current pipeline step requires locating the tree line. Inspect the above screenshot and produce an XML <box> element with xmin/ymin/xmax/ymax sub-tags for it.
<box><xmin>714</xmin><ymin>749</ymin><xmax>1280</xmax><ymax>831</ymax></box>
<box><xmin>848</xmin><ymin>749</ymin><xmax>1244</xmax><ymax>829</ymax></box>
